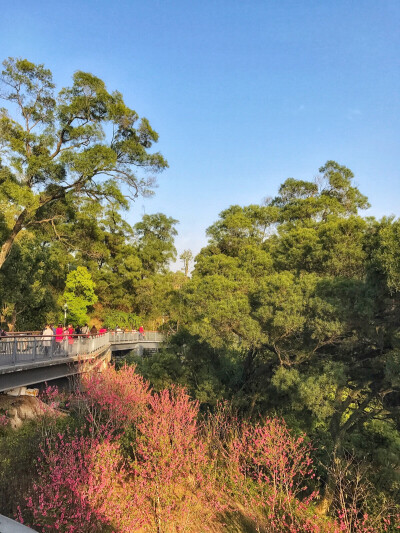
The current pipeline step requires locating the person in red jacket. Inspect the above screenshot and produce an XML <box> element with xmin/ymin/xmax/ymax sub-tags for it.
<box><xmin>139</xmin><ymin>325</ymin><xmax>145</xmax><ymax>340</ymax></box>
<box><xmin>55</xmin><ymin>324</ymin><xmax>64</xmax><ymax>343</ymax></box>
<box><xmin>67</xmin><ymin>324</ymin><xmax>74</xmax><ymax>345</ymax></box>
<box><xmin>55</xmin><ymin>324</ymin><xmax>64</xmax><ymax>354</ymax></box>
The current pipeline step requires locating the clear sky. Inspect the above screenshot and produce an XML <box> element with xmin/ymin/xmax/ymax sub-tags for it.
<box><xmin>1</xmin><ymin>0</ymin><xmax>399</xmax><ymax>268</ymax></box>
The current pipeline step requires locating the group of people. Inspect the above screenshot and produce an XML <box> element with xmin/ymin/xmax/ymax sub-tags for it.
<box><xmin>112</xmin><ymin>325</ymin><xmax>146</xmax><ymax>339</ymax></box>
<box><xmin>41</xmin><ymin>323</ymin><xmax>109</xmax><ymax>342</ymax></box>
<box><xmin>41</xmin><ymin>324</ymin><xmax>146</xmax><ymax>343</ymax></box>
<box><xmin>42</xmin><ymin>323</ymin><xmax>88</xmax><ymax>341</ymax></box>
<box><xmin>0</xmin><ymin>324</ymin><xmax>146</xmax><ymax>340</ymax></box>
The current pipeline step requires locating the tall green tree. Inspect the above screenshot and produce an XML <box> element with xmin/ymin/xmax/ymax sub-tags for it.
<box><xmin>173</xmin><ymin>161</ymin><xmax>400</xmax><ymax>511</ymax></box>
<box><xmin>134</xmin><ymin>213</ymin><xmax>178</xmax><ymax>275</ymax></box>
<box><xmin>180</xmin><ymin>249</ymin><xmax>193</xmax><ymax>277</ymax></box>
<box><xmin>63</xmin><ymin>266</ymin><xmax>97</xmax><ymax>325</ymax></box>
<box><xmin>0</xmin><ymin>57</ymin><xmax>168</xmax><ymax>270</ymax></box>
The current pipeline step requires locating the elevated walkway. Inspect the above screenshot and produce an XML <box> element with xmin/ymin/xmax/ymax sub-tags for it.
<box><xmin>0</xmin><ymin>331</ymin><xmax>164</xmax><ymax>392</ymax></box>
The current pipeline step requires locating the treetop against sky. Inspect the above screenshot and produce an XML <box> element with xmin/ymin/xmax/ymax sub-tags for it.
<box><xmin>0</xmin><ymin>0</ymin><xmax>399</xmax><ymax>262</ymax></box>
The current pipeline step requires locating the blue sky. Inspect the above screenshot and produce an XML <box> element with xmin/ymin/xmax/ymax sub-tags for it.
<box><xmin>1</xmin><ymin>0</ymin><xmax>399</xmax><ymax>268</ymax></box>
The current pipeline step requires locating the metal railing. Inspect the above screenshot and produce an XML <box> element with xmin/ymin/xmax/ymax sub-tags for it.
<box><xmin>108</xmin><ymin>330</ymin><xmax>164</xmax><ymax>343</ymax></box>
<box><xmin>0</xmin><ymin>331</ymin><xmax>164</xmax><ymax>369</ymax></box>
<box><xmin>0</xmin><ymin>333</ymin><xmax>110</xmax><ymax>368</ymax></box>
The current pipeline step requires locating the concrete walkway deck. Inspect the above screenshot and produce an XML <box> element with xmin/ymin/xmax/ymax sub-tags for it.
<box><xmin>0</xmin><ymin>514</ymin><xmax>37</xmax><ymax>532</ymax></box>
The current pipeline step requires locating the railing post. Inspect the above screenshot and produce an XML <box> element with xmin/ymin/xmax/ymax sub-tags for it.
<box><xmin>32</xmin><ymin>337</ymin><xmax>37</xmax><ymax>361</ymax></box>
<box><xmin>12</xmin><ymin>337</ymin><xmax>17</xmax><ymax>366</ymax></box>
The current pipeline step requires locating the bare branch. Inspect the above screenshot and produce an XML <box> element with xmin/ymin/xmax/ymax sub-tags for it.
<box><xmin>27</xmin><ymin>215</ymin><xmax>64</xmax><ymax>226</ymax></box>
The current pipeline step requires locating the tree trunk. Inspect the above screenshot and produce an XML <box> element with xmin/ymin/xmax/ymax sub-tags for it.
<box><xmin>317</xmin><ymin>446</ymin><xmax>342</xmax><ymax>515</ymax></box>
<box><xmin>7</xmin><ymin>308</ymin><xmax>17</xmax><ymax>332</ymax></box>
<box><xmin>318</xmin><ymin>386</ymin><xmax>378</xmax><ymax>514</ymax></box>
<box><xmin>316</xmin><ymin>389</ymin><xmax>347</xmax><ymax>514</ymax></box>
<box><xmin>0</xmin><ymin>210</ymin><xmax>28</xmax><ymax>270</ymax></box>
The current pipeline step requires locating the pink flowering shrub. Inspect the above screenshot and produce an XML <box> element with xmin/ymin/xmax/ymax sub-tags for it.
<box><xmin>0</xmin><ymin>411</ymin><xmax>8</xmax><ymax>427</ymax></box>
<box><xmin>230</xmin><ymin>418</ymin><xmax>316</xmax><ymax>498</ymax></box>
<box><xmin>17</xmin><ymin>368</ymin><xmax>399</xmax><ymax>532</ymax></box>
<box><xmin>39</xmin><ymin>384</ymin><xmax>60</xmax><ymax>410</ymax></box>
<box><xmin>79</xmin><ymin>364</ymin><xmax>151</xmax><ymax>432</ymax></box>
<box><xmin>22</xmin><ymin>371</ymin><xmax>222</xmax><ymax>532</ymax></box>
<box><xmin>133</xmin><ymin>386</ymin><xmax>222</xmax><ymax>530</ymax></box>
<box><xmin>211</xmin><ymin>411</ymin><xmax>337</xmax><ymax>532</ymax></box>
<box><xmin>23</xmin><ymin>432</ymin><xmax>151</xmax><ymax>533</ymax></box>
<box><xmin>24</xmin><ymin>433</ymin><xmax>113</xmax><ymax>532</ymax></box>
<box><xmin>337</xmin><ymin>513</ymin><xmax>396</xmax><ymax>533</ymax></box>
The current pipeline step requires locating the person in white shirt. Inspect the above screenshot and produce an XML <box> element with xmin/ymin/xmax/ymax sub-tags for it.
<box><xmin>42</xmin><ymin>325</ymin><xmax>54</xmax><ymax>356</ymax></box>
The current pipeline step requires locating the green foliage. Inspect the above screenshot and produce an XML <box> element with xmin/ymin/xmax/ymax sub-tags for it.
<box><xmin>0</xmin><ymin>232</ymin><xmax>60</xmax><ymax>330</ymax></box>
<box><xmin>102</xmin><ymin>310</ymin><xmax>141</xmax><ymax>329</ymax></box>
<box><xmin>0</xmin><ymin>57</ymin><xmax>177</xmax><ymax>329</ymax></box>
<box><xmin>372</xmin><ymin>217</ymin><xmax>400</xmax><ymax>292</ymax></box>
<box><xmin>134</xmin><ymin>213</ymin><xmax>178</xmax><ymax>275</ymax></box>
<box><xmin>125</xmin><ymin>330</ymin><xmax>244</xmax><ymax>409</ymax></box>
<box><xmin>63</xmin><ymin>266</ymin><xmax>97</xmax><ymax>325</ymax></box>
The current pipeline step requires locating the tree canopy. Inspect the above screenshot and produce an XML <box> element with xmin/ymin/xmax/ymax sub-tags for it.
<box><xmin>0</xmin><ymin>57</ymin><xmax>168</xmax><ymax>270</ymax></box>
<box><xmin>140</xmin><ymin>161</ymin><xmax>400</xmax><ymax>513</ymax></box>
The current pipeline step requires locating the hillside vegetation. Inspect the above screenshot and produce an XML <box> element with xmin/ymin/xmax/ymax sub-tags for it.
<box><xmin>2</xmin><ymin>366</ymin><xmax>397</xmax><ymax>532</ymax></box>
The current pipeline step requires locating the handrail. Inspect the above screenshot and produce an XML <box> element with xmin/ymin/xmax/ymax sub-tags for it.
<box><xmin>1</xmin><ymin>334</ymin><xmax>107</xmax><ymax>339</ymax></box>
<box><xmin>1</xmin><ymin>330</ymin><xmax>160</xmax><ymax>338</ymax></box>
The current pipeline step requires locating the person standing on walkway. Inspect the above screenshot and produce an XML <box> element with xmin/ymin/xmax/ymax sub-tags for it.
<box><xmin>42</xmin><ymin>324</ymin><xmax>53</xmax><ymax>356</ymax></box>
<box><xmin>67</xmin><ymin>324</ymin><xmax>74</xmax><ymax>344</ymax></box>
<box><xmin>0</xmin><ymin>329</ymin><xmax>7</xmax><ymax>351</ymax></box>
<box><xmin>55</xmin><ymin>323</ymin><xmax>64</xmax><ymax>354</ymax></box>
<box><xmin>139</xmin><ymin>325</ymin><xmax>145</xmax><ymax>340</ymax></box>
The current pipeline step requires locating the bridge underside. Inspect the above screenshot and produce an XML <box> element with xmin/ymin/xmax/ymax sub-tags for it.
<box><xmin>111</xmin><ymin>341</ymin><xmax>161</xmax><ymax>353</ymax></box>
